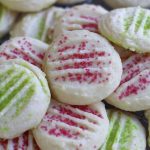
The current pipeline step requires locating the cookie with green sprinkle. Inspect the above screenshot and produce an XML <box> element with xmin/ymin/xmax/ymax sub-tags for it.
<box><xmin>11</xmin><ymin>7</ymin><xmax>64</xmax><ymax>43</ymax></box>
<box><xmin>101</xmin><ymin>109</ymin><xmax>146</xmax><ymax>150</ymax></box>
<box><xmin>98</xmin><ymin>7</ymin><xmax>150</xmax><ymax>53</ymax></box>
<box><xmin>0</xmin><ymin>59</ymin><xmax>50</xmax><ymax>139</ymax></box>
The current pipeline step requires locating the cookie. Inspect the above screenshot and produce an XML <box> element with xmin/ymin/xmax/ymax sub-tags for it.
<box><xmin>98</xmin><ymin>7</ymin><xmax>150</xmax><ymax>53</ymax></box>
<box><xmin>0</xmin><ymin>4</ymin><xmax>17</xmax><ymax>38</ymax></box>
<box><xmin>104</xmin><ymin>0</ymin><xmax>150</xmax><ymax>8</ymax></box>
<box><xmin>0</xmin><ymin>59</ymin><xmax>50</xmax><ymax>139</ymax></box>
<box><xmin>0</xmin><ymin>37</ymin><xmax>48</xmax><ymax>68</ymax></box>
<box><xmin>106</xmin><ymin>54</ymin><xmax>150</xmax><ymax>111</ymax></box>
<box><xmin>0</xmin><ymin>131</ymin><xmax>40</xmax><ymax>150</ymax></box>
<box><xmin>101</xmin><ymin>109</ymin><xmax>146</xmax><ymax>150</ymax></box>
<box><xmin>45</xmin><ymin>30</ymin><xmax>122</xmax><ymax>105</ymax></box>
<box><xmin>54</xmin><ymin>4</ymin><xmax>107</xmax><ymax>37</ymax></box>
<box><xmin>11</xmin><ymin>7</ymin><xmax>64</xmax><ymax>43</ymax></box>
<box><xmin>0</xmin><ymin>0</ymin><xmax>57</xmax><ymax>12</ymax></box>
<box><xmin>33</xmin><ymin>100</ymin><xmax>109</xmax><ymax>150</ymax></box>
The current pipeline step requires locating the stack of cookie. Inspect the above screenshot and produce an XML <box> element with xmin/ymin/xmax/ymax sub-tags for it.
<box><xmin>0</xmin><ymin>0</ymin><xmax>149</xmax><ymax>150</ymax></box>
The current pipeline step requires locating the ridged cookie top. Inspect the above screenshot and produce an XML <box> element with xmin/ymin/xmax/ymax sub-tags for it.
<box><xmin>0</xmin><ymin>59</ymin><xmax>50</xmax><ymax>139</ymax></box>
<box><xmin>33</xmin><ymin>100</ymin><xmax>109</xmax><ymax>150</ymax></box>
<box><xmin>99</xmin><ymin>7</ymin><xmax>150</xmax><ymax>53</ymax></box>
<box><xmin>101</xmin><ymin>110</ymin><xmax>146</xmax><ymax>150</ymax></box>
<box><xmin>45</xmin><ymin>30</ymin><xmax>122</xmax><ymax>105</ymax></box>
<box><xmin>54</xmin><ymin>4</ymin><xmax>107</xmax><ymax>37</ymax></box>
<box><xmin>0</xmin><ymin>37</ymin><xmax>48</xmax><ymax>68</ymax></box>
<box><xmin>107</xmin><ymin>54</ymin><xmax>150</xmax><ymax>111</ymax></box>
<box><xmin>0</xmin><ymin>131</ymin><xmax>40</xmax><ymax>150</ymax></box>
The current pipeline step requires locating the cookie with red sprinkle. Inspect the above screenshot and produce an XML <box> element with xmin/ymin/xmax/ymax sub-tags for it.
<box><xmin>0</xmin><ymin>37</ymin><xmax>48</xmax><ymax>68</ymax></box>
<box><xmin>107</xmin><ymin>54</ymin><xmax>150</xmax><ymax>111</ymax></box>
<box><xmin>54</xmin><ymin>4</ymin><xmax>107</xmax><ymax>38</ymax></box>
<box><xmin>33</xmin><ymin>100</ymin><xmax>109</xmax><ymax>150</ymax></box>
<box><xmin>45</xmin><ymin>30</ymin><xmax>122</xmax><ymax>105</ymax></box>
<box><xmin>0</xmin><ymin>131</ymin><xmax>40</xmax><ymax>150</ymax></box>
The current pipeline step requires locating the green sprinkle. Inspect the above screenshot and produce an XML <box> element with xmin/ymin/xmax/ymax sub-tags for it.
<box><xmin>135</xmin><ymin>10</ymin><xmax>145</xmax><ymax>32</ymax></box>
<box><xmin>15</xmin><ymin>84</ymin><xmax>35</xmax><ymax>116</ymax></box>
<box><xmin>0</xmin><ymin>71</ymin><xmax>25</xmax><ymax>102</ymax></box>
<box><xmin>124</xmin><ymin>16</ymin><xmax>134</xmax><ymax>31</ymax></box>
<box><xmin>36</xmin><ymin>17</ymin><xmax>45</xmax><ymax>40</ymax></box>
<box><xmin>119</xmin><ymin>118</ymin><xmax>137</xmax><ymax>150</ymax></box>
<box><xmin>0</xmin><ymin>77</ymin><xmax>31</xmax><ymax>112</ymax></box>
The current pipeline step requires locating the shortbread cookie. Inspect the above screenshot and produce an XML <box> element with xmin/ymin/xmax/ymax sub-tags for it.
<box><xmin>57</xmin><ymin>0</ymin><xmax>85</xmax><ymax>4</ymax></box>
<box><xmin>101</xmin><ymin>109</ymin><xmax>146</xmax><ymax>150</ymax></box>
<box><xmin>0</xmin><ymin>37</ymin><xmax>48</xmax><ymax>68</ymax></box>
<box><xmin>98</xmin><ymin>7</ymin><xmax>150</xmax><ymax>53</ymax></box>
<box><xmin>107</xmin><ymin>54</ymin><xmax>150</xmax><ymax>111</ymax></box>
<box><xmin>54</xmin><ymin>4</ymin><xmax>107</xmax><ymax>37</ymax></box>
<box><xmin>11</xmin><ymin>7</ymin><xmax>64</xmax><ymax>43</ymax></box>
<box><xmin>0</xmin><ymin>59</ymin><xmax>50</xmax><ymax>139</ymax></box>
<box><xmin>33</xmin><ymin>100</ymin><xmax>109</xmax><ymax>150</ymax></box>
<box><xmin>45</xmin><ymin>30</ymin><xmax>122</xmax><ymax>105</ymax></box>
<box><xmin>0</xmin><ymin>4</ymin><xmax>17</xmax><ymax>38</ymax></box>
<box><xmin>0</xmin><ymin>131</ymin><xmax>40</xmax><ymax>150</ymax></box>
<box><xmin>0</xmin><ymin>0</ymin><xmax>57</xmax><ymax>12</ymax></box>
<box><xmin>104</xmin><ymin>0</ymin><xmax>150</xmax><ymax>8</ymax></box>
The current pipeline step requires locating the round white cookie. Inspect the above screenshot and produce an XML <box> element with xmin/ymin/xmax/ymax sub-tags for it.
<box><xmin>0</xmin><ymin>131</ymin><xmax>40</xmax><ymax>150</ymax></box>
<box><xmin>0</xmin><ymin>4</ymin><xmax>17</xmax><ymax>38</ymax></box>
<box><xmin>54</xmin><ymin>4</ymin><xmax>107</xmax><ymax>38</ymax></box>
<box><xmin>57</xmin><ymin>0</ymin><xmax>85</xmax><ymax>4</ymax></box>
<box><xmin>0</xmin><ymin>59</ymin><xmax>50</xmax><ymax>139</ymax></box>
<box><xmin>101</xmin><ymin>109</ymin><xmax>146</xmax><ymax>150</ymax></box>
<box><xmin>106</xmin><ymin>54</ymin><xmax>150</xmax><ymax>111</ymax></box>
<box><xmin>104</xmin><ymin>0</ymin><xmax>150</xmax><ymax>8</ymax></box>
<box><xmin>11</xmin><ymin>7</ymin><xmax>64</xmax><ymax>43</ymax></box>
<box><xmin>0</xmin><ymin>37</ymin><xmax>48</xmax><ymax>68</ymax></box>
<box><xmin>45</xmin><ymin>30</ymin><xmax>122</xmax><ymax>105</ymax></box>
<box><xmin>0</xmin><ymin>0</ymin><xmax>57</xmax><ymax>12</ymax></box>
<box><xmin>98</xmin><ymin>7</ymin><xmax>150</xmax><ymax>53</ymax></box>
<box><xmin>33</xmin><ymin>100</ymin><xmax>109</xmax><ymax>150</ymax></box>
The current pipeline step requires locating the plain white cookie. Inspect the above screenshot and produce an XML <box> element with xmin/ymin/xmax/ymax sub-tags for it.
<box><xmin>54</xmin><ymin>4</ymin><xmax>107</xmax><ymax>38</ymax></box>
<box><xmin>0</xmin><ymin>131</ymin><xmax>40</xmax><ymax>150</ymax></box>
<box><xmin>101</xmin><ymin>109</ymin><xmax>146</xmax><ymax>150</ymax></box>
<box><xmin>107</xmin><ymin>54</ymin><xmax>150</xmax><ymax>111</ymax></box>
<box><xmin>0</xmin><ymin>37</ymin><xmax>48</xmax><ymax>68</ymax></box>
<box><xmin>0</xmin><ymin>59</ymin><xmax>50</xmax><ymax>139</ymax></box>
<box><xmin>45</xmin><ymin>30</ymin><xmax>122</xmax><ymax>105</ymax></box>
<box><xmin>98</xmin><ymin>7</ymin><xmax>150</xmax><ymax>53</ymax></box>
<box><xmin>33</xmin><ymin>100</ymin><xmax>109</xmax><ymax>150</ymax></box>
<box><xmin>0</xmin><ymin>0</ymin><xmax>57</xmax><ymax>12</ymax></box>
<box><xmin>57</xmin><ymin>0</ymin><xmax>85</xmax><ymax>4</ymax></box>
<box><xmin>104</xmin><ymin>0</ymin><xmax>150</xmax><ymax>8</ymax></box>
<box><xmin>11</xmin><ymin>7</ymin><xmax>64</xmax><ymax>43</ymax></box>
<box><xmin>0</xmin><ymin>4</ymin><xmax>17</xmax><ymax>38</ymax></box>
